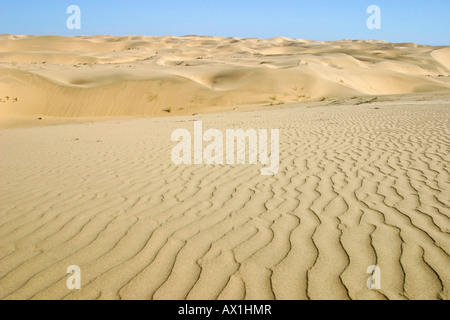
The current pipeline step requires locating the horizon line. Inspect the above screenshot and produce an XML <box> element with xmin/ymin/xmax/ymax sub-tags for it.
<box><xmin>1</xmin><ymin>34</ymin><xmax>448</xmax><ymax>47</ymax></box>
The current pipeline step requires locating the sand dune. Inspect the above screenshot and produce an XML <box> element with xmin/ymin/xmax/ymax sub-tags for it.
<box><xmin>0</xmin><ymin>35</ymin><xmax>449</xmax><ymax>300</ymax></box>
<box><xmin>1</xmin><ymin>35</ymin><xmax>449</xmax><ymax>118</ymax></box>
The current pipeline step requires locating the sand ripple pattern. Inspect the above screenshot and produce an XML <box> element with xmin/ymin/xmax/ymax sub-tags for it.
<box><xmin>0</xmin><ymin>103</ymin><xmax>449</xmax><ymax>300</ymax></box>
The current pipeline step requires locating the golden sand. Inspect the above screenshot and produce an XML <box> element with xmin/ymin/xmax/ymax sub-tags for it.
<box><xmin>0</xmin><ymin>35</ymin><xmax>449</xmax><ymax>300</ymax></box>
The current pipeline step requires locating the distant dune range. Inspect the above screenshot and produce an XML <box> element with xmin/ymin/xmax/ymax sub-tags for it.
<box><xmin>0</xmin><ymin>35</ymin><xmax>450</xmax><ymax>117</ymax></box>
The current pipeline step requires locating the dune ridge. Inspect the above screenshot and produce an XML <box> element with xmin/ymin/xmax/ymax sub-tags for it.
<box><xmin>1</xmin><ymin>35</ymin><xmax>449</xmax><ymax>118</ymax></box>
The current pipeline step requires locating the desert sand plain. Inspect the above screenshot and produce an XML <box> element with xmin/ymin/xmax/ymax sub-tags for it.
<box><xmin>0</xmin><ymin>35</ymin><xmax>449</xmax><ymax>300</ymax></box>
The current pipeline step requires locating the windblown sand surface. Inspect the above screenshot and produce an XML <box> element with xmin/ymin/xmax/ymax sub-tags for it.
<box><xmin>1</xmin><ymin>35</ymin><xmax>450</xmax><ymax>119</ymax></box>
<box><xmin>1</xmin><ymin>100</ymin><xmax>449</xmax><ymax>300</ymax></box>
<box><xmin>0</xmin><ymin>35</ymin><xmax>449</xmax><ymax>300</ymax></box>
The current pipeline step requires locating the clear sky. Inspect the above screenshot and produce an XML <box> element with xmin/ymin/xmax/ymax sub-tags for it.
<box><xmin>1</xmin><ymin>0</ymin><xmax>449</xmax><ymax>45</ymax></box>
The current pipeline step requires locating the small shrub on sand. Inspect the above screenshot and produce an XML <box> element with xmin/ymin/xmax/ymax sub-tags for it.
<box><xmin>147</xmin><ymin>93</ymin><xmax>159</xmax><ymax>103</ymax></box>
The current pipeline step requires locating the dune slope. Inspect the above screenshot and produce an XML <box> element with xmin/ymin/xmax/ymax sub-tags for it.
<box><xmin>1</xmin><ymin>35</ymin><xmax>449</xmax><ymax>117</ymax></box>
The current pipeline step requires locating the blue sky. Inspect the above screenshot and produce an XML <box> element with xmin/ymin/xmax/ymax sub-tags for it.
<box><xmin>0</xmin><ymin>0</ymin><xmax>449</xmax><ymax>45</ymax></box>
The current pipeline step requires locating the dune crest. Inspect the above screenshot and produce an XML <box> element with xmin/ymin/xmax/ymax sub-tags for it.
<box><xmin>1</xmin><ymin>35</ymin><xmax>449</xmax><ymax>117</ymax></box>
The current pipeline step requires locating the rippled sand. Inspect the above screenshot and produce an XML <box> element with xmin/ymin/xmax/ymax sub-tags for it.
<box><xmin>1</xmin><ymin>100</ymin><xmax>449</xmax><ymax>300</ymax></box>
